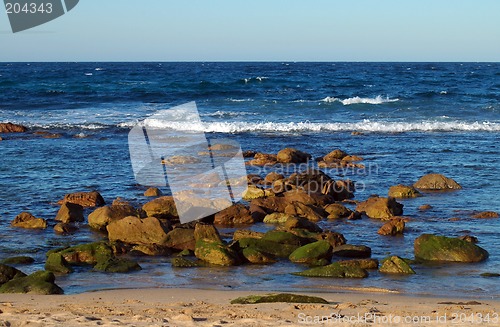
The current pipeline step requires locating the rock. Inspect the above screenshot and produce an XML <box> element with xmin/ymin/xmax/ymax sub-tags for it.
<box><xmin>316</xmin><ymin>231</ymin><xmax>347</xmax><ymax>248</ymax></box>
<box><xmin>480</xmin><ymin>273</ymin><xmax>500</xmax><ymax>278</ymax></box>
<box><xmin>55</xmin><ymin>203</ymin><xmax>84</xmax><ymax>223</ymax></box>
<box><xmin>162</xmin><ymin>155</ymin><xmax>201</xmax><ymax>165</ymax></box>
<box><xmin>265</xmin><ymin>172</ymin><xmax>284</xmax><ymax>184</ymax></box>
<box><xmin>347</xmin><ymin>211</ymin><xmax>362</xmax><ymax>220</ymax></box>
<box><xmin>262</xmin><ymin>230</ymin><xmax>308</xmax><ymax>247</ymax></box>
<box><xmin>413</xmin><ymin>174</ymin><xmax>462</xmax><ymax>190</ymax></box>
<box><xmin>171</xmin><ymin>257</ymin><xmax>202</xmax><ymax>268</ymax></box>
<box><xmin>194</xmin><ymin>239</ymin><xmax>239</xmax><ymax>266</ymax></box>
<box><xmin>472</xmin><ymin>211</ymin><xmax>499</xmax><ymax>219</ymax></box>
<box><xmin>242</xmin><ymin>247</ymin><xmax>276</xmax><ymax>264</ymax></box>
<box><xmin>276</xmin><ymin>148</ymin><xmax>311</xmax><ymax>164</ymax></box>
<box><xmin>419</xmin><ymin>204</ymin><xmax>433</xmax><ymax>211</ymax></box>
<box><xmin>214</xmin><ymin>204</ymin><xmax>254</xmax><ymax>225</ymax></box>
<box><xmin>58</xmin><ymin>190</ymin><xmax>105</xmax><ymax>207</ymax></box>
<box><xmin>286</xmin><ymin>170</ymin><xmax>335</xmax><ymax>197</ymax></box>
<box><xmin>247</xmin><ymin>153</ymin><xmax>278</xmax><ymax>166</ymax></box>
<box><xmin>242</xmin><ymin>150</ymin><xmax>257</xmax><ymax>158</ymax></box>
<box><xmin>0</xmin><ymin>271</ymin><xmax>63</xmax><ymax>295</ymax></box>
<box><xmin>131</xmin><ymin>244</ymin><xmax>171</xmax><ymax>256</ymax></box>
<box><xmin>11</xmin><ymin>212</ymin><xmax>47</xmax><ymax>229</ymax></box>
<box><xmin>107</xmin><ymin>216</ymin><xmax>171</xmax><ymax>245</ymax></box>
<box><xmin>338</xmin><ymin>259</ymin><xmax>379</xmax><ymax>270</ymax></box>
<box><xmin>284</xmin><ymin>202</ymin><xmax>326</xmax><ymax>222</ymax></box>
<box><xmin>88</xmin><ymin>203</ymin><xmax>139</xmax><ymax>231</ymax></box>
<box><xmin>231</xmin><ymin>293</ymin><xmax>328</xmax><ymax>304</ymax></box>
<box><xmin>0</xmin><ymin>122</ymin><xmax>27</xmax><ymax>133</ymax></box>
<box><xmin>263</xmin><ymin>212</ymin><xmax>295</xmax><ymax>224</ymax></box>
<box><xmin>324</xmin><ymin>203</ymin><xmax>353</xmax><ymax>219</ymax></box>
<box><xmin>142</xmin><ymin>196</ymin><xmax>178</xmax><ymax>220</ymax></box>
<box><xmin>144</xmin><ymin>187</ymin><xmax>162</xmax><ymax>197</ymax></box>
<box><xmin>165</xmin><ymin>228</ymin><xmax>196</xmax><ymax>251</ymax></box>
<box><xmin>343</xmin><ymin>155</ymin><xmax>363</xmax><ymax>162</ymax></box>
<box><xmin>45</xmin><ymin>253</ymin><xmax>73</xmax><ymax>274</ymax></box>
<box><xmin>242</xmin><ymin>185</ymin><xmax>267</xmax><ymax>200</ymax></box>
<box><xmin>377</xmin><ymin>218</ymin><xmax>406</xmax><ymax>236</ymax></box>
<box><xmin>292</xmin><ymin>262</ymin><xmax>368</xmax><ymax>278</ymax></box>
<box><xmin>233</xmin><ymin>230</ymin><xmax>265</xmax><ymax>241</ymax></box>
<box><xmin>332</xmin><ymin>244</ymin><xmax>371</xmax><ymax>258</ymax></box>
<box><xmin>356</xmin><ymin>197</ymin><xmax>403</xmax><ymax>220</ymax></box>
<box><xmin>53</xmin><ymin>223</ymin><xmax>78</xmax><ymax>235</ymax></box>
<box><xmin>51</xmin><ymin>242</ymin><xmax>113</xmax><ymax>265</ymax></box>
<box><xmin>323</xmin><ymin>149</ymin><xmax>348</xmax><ymax>162</ymax></box>
<box><xmin>238</xmin><ymin>238</ymin><xmax>298</xmax><ymax>258</ymax></box>
<box><xmin>379</xmin><ymin>256</ymin><xmax>415</xmax><ymax>274</ymax></box>
<box><xmin>0</xmin><ymin>264</ymin><xmax>26</xmax><ymax>285</ymax></box>
<box><xmin>1</xmin><ymin>256</ymin><xmax>34</xmax><ymax>265</ymax></box>
<box><xmin>414</xmin><ymin>234</ymin><xmax>489</xmax><ymax>262</ymax></box>
<box><xmin>249</xmin><ymin>203</ymin><xmax>267</xmax><ymax>222</ymax></box>
<box><xmin>289</xmin><ymin>241</ymin><xmax>332</xmax><ymax>265</ymax></box>
<box><xmin>284</xmin><ymin>216</ymin><xmax>322</xmax><ymax>233</ymax></box>
<box><xmin>194</xmin><ymin>223</ymin><xmax>222</xmax><ymax>243</ymax></box>
<box><xmin>459</xmin><ymin>235</ymin><xmax>479</xmax><ymax>244</ymax></box>
<box><xmin>93</xmin><ymin>258</ymin><xmax>141</xmax><ymax>273</ymax></box>
<box><xmin>388</xmin><ymin>185</ymin><xmax>421</xmax><ymax>198</ymax></box>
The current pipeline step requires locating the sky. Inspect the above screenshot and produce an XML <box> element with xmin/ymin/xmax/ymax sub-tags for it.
<box><xmin>0</xmin><ymin>0</ymin><xmax>499</xmax><ymax>62</ymax></box>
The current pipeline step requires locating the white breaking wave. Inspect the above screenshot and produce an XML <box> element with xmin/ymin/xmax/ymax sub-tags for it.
<box><xmin>322</xmin><ymin>95</ymin><xmax>399</xmax><ymax>105</ymax></box>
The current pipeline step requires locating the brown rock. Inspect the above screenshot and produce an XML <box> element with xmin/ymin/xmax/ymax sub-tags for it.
<box><xmin>11</xmin><ymin>212</ymin><xmax>47</xmax><ymax>229</ymax></box>
<box><xmin>214</xmin><ymin>204</ymin><xmax>254</xmax><ymax>225</ymax></box>
<box><xmin>55</xmin><ymin>203</ymin><xmax>84</xmax><ymax>223</ymax></box>
<box><xmin>377</xmin><ymin>218</ymin><xmax>406</xmax><ymax>236</ymax></box>
<box><xmin>233</xmin><ymin>230</ymin><xmax>265</xmax><ymax>241</ymax></box>
<box><xmin>276</xmin><ymin>148</ymin><xmax>311</xmax><ymax>164</ymax></box>
<box><xmin>419</xmin><ymin>204</ymin><xmax>433</xmax><ymax>211</ymax></box>
<box><xmin>106</xmin><ymin>216</ymin><xmax>171</xmax><ymax>245</ymax></box>
<box><xmin>164</xmin><ymin>228</ymin><xmax>196</xmax><ymax>251</ymax></box>
<box><xmin>0</xmin><ymin>122</ymin><xmax>27</xmax><ymax>133</ymax></box>
<box><xmin>459</xmin><ymin>235</ymin><xmax>479</xmax><ymax>244</ymax></box>
<box><xmin>324</xmin><ymin>203</ymin><xmax>353</xmax><ymax>219</ymax></box>
<box><xmin>242</xmin><ymin>150</ymin><xmax>257</xmax><ymax>158</ymax></box>
<box><xmin>88</xmin><ymin>203</ymin><xmax>139</xmax><ymax>231</ymax></box>
<box><xmin>284</xmin><ymin>202</ymin><xmax>326</xmax><ymax>222</ymax></box>
<box><xmin>413</xmin><ymin>174</ymin><xmax>462</xmax><ymax>190</ymax></box>
<box><xmin>265</xmin><ymin>172</ymin><xmax>284</xmax><ymax>184</ymax></box>
<box><xmin>58</xmin><ymin>190</ymin><xmax>105</xmax><ymax>207</ymax></box>
<box><xmin>194</xmin><ymin>223</ymin><xmax>222</xmax><ymax>243</ymax></box>
<box><xmin>323</xmin><ymin>149</ymin><xmax>348</xmax><ymax>162</ymax></box>
<box><xmin>142</xmin><ymin>196</ymin><xmax>178</xmax><ymax>220</ymax></box>
<box><xmin>54</xmin><ymin>223</ymin><xmax>78</xmax><ymax>235</ymax></box>
<box><xmin>472</xmin><ymin>211</ymin><xmax>499</xmax><ymax>219</ymax></box>
<box><xmin>247</xmin><ymin>153</ymin><xmax>278</xmax><ymax>166</ymax></box>
<box><xmin>388</xmin><ymin>185</ymin><xmax>421</xmax><ymax>198</ymax></box>
<box><xmin>249</xmin><ymin>203</ymin><xmax>267</xmax><ymax>222</ymax></box>
<box><xmin>356</xmin><ymin>197</ymin><xmax>403</xmax><ymax>220</ymax></box>
<box><xmin>144</xmin><ymin>187</ymin><xmax>162</xmax><ymax>197</ymax></box>
<box><xmin>342</xmin><ymin>155</ymin><xmax>363</xmax><ymax>162</ymax></box>
<box><xmin>316</xmin><ymin>231</ymin><xmax>347</xmax><ymax>247</ymax></box>
<box><xmin>284</xmin><ymin>216</ymin><xmax>323</xmax><ymax>233</ymax></box>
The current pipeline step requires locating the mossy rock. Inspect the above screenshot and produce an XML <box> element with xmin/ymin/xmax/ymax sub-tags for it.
<box><xmin>263</xmin><ymin>213</ymin><xmax>293</xmax><ymax>224</ymax></box>
<box><xmin>0</xmin><ymin>264</ymin><xmax>26</xmax><ymax>285</ymax></box>
<box><xmin>379</xmin><ymin>256</ymin><xmax>416</xmax><ymax>274</ymax></box>
<box><xmin>231</xmin><ymin>293</ymin><xmax>328</xmax><ymax>304</ymax></box>
<box><xmin>242</xmin><ymin>247</ymin><xmax>276</xmax><ymax>264</ymax></box>
<box><xmin>0</xmin><ymin>271</ymin><xmax>63</xmax><ymax>295</ymax></box>
<box><xmin>45</xmin><ymin>253</ymin><xmax>73</xmax><ymax>274</ymax></box>
<box><xmin>171</xmin><ymin>257</ymin><xmax>202</xmax><ymax>268</ymax></box>
<box><xmin>388</xmin><ymin>185</ymin><xmax>421</xmax><ymax>198</ymax></box>
<box><xmin>51</xmin><ymin>242</ymin><xmax>113</xmax><ymax>265</ymax></box>
<box><xmin>194</xmin><ymin>239</ymin><xmax>240</xmax><ymax>266</ymax></box>
<box><xmin>93</xmin><ymin>258</ymin><xmax>141</xmax><ymax>273</ymax></box>
<box><xmin>1</xmin><ymin>256</ymin><xmax>35</xmax><ymax>265</ymax></box>
<box><xmin>292</xmin><ymin>262</ymin><xmax>368</xmax><ymax>278</ymax></box>
<box><xmin>238</xmin><ymin>238</ymin><xmax>298</xmax><ymax>258</ymax></box>
<box><xmin>414</xmin><ymin>234</ymin><xmax>489</xmax><ymax>262</ymax></box>
<box><xmin>338</xmin><ymin>259</ymin><xmax>379</xmax><ymax>270</ymax></box>
<box><xmin>289</xmin><ymin>241</ymin><xmax>332</xmax><ymax>264</ymax></box>
<box><xmin>262</xmin><ymin>230</ymin><xmax>309</xmax><ymax>246</ymax></box>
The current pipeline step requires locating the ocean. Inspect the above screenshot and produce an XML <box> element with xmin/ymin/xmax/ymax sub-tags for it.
<box><xmin>0</xmin><ymin>62</ymin><xmax>499</xmax><ymax>297</ymax></box>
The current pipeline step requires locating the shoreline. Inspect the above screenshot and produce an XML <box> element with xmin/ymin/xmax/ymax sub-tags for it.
<box><xmin>1</xmin><ymin>288</ymin><xmax>499</xmax><ymax>326</ymax></box>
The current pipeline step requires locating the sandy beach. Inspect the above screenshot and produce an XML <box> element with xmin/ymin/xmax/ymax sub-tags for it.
<box><xmin>1</xmin><ymin>288</ymin><xmax>499</xmax><ymax>326</ymax></box>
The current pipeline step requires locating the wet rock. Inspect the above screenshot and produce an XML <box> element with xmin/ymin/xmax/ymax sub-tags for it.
<box><xmin>50</xmin><ymin>242</ymin><xmax>113</xmax><ymax>265</ymax></box>
<box><xmin>194</xmin><ymin>223</ymin><xmax>222</xmax><ymax>243</ymax></box>
<box><xmin>231</xmin><ymin>293</ymin><xmax>328</xmax><ymax>304</ymax></box>
<box><xmin>265</xmin><ymin>172</ymin><xmax>285</xmax><ymax>184</ymax></box>
<box><xmin>171</xmin><ymin>257</ymin><xmax>202</xmax><ymax>268</ymax></box>
<box><xmin>214</xmin><ymin>204</ymin><xmax>254</xmax><ymax>225</ymax></box>
<box><xmin>413</xmin><ymin>174</ymin><xmax>462</xmax><ymax>191</ymax></box>
<box><xmin>379</xmin><ymin>256</ymin><xmax>415</xmax><ymax>274</ymax></box>
<box><xmin>233</xmin><ymin>229</ymin><xmax>265</xmax><ymax>241</ymax></box>
<box><xmin>388</xmin><ymin>185</ymin><xmax>421</xmax><ymax>198</ymax></box>
<box><xmin>93</xmin><ymin>258</ymin><xmax>141</xmax><ymax>273</ymax></box>
<box><xmin>247</xmin><ymin>153</ymin><xmax>278</xmax><ymax>166</ymax></box>
<box><xmin>324</xmin><ymin>203</ymin><xmax>353</xmax><ymax>219</ymax></box>
<box><xmin>165</xmin><ymin>228</ymin><xmax>196</xmax><ymax>251</ymax></box>
<box><xmin>289</xmin><ymin>241</ymin><xmax>332</xmax><ymax>265</ymax></box>
<box><xmin>419</xmin><ymin>204</ymin><xmax>433</xmax><ymax>211</ymax></box>
<box><xmin>276</xmin><ymin>148</ymin><xmax>311</xmax><ymax>164</ymax></box>
<box><xmin>53</xmin><ymin>223</ymin><xmax>78</xmax><ymax>235</ymax></box>
<box><xmin>11</xmin><ymin>212</ymin><xmax>47</xmax><ymax>229</ymax></box>
<box><xmin>377</xmin><ymin>218</ymin><xmax>406</xmax><ymax>236</ymax></box>
<box><xmin>0</xmin><ymin>264</ymin><xmax>26</xmax><ymax>285</ymax></box>
<box><xmin>284</xmin><ymin>216</ymin><xmax>323</xmax><ymax>233</ymax></box>
<box><xmin>263</xmin><ymin>212</ymin><xmax>295</xmax><ymax>224</ymax></box>
<box><xmin>194</xmin><ymin>239</ymin><xmax>240</xmax><ymax>266</ymax></box>
<box><xmin>142</xmin><ymin>196</ymin><xmax>178</xmax><ymax>220</ymax></box>
<box><xmin>58</xmin><ymin>190</ymin><xmax>105</xmax><ymax>207</ymax></box>
<box><xmin>1</xmin><ymin>256</ymin><xmax>34</xmax><ymax>265</ymax></box>
<box><xmin>55</xmin><ymin>203</ymin><xmax>84</xmax><ymax>223</ymax></box>
<box><xmin>242</xmin><ymin>247</ymin><xmax>276</xmax><ymax>264</ymax></box>
<box><xmin>292</xmin><ymin>262</ymin><xmax>368</xmax><ymax>278</ymax></box>
<box><xmin>107</xmin><ymin>216</ymin><xmax>171</xmax><ymax>245</ymax></box>
<box><xmin>144</xmin><ymin>187</ymin><xmax>162</xmax><ymax>197</ymax></box>
<box><xmin>356</xmin><ymin>197</ymin><xmax>403</xmax><ymax>220</ymax></box>
<box><xmin>0</xmin><ymin>271</ymin><xmax>63</xmax><ymax>295</ymax></box>
<box><xmin>262</xmin><ymin>230</ymin><xmax>308</xmax><ymax>247</ymax></box>
<box><xmin>323</xmin><ymin>149</ymin><xmax>348</xmax><ymax>162</ymax></box>
<box><xmin>88</xmin><ymin>203</ymin><xmax>139</xmax><ymax>231</ymax></box>
<box><xmin>45</xmin><ymin>253</ymin><xmax>73</xmax><ymax>274</ymax></box>
<box><xmin>338</xmin><ymin>259</ymin><xmax>379</xmax><ymax>270</ymax></box>
<box><xmin>332</xmin><ymin>244</ymin><xmax>371</xmax><ymax>258</ymax></box>
<box><xmin>414</xmin><ymin>234</ymin><xmax>489</xmax><ymax>262</ymax></box>
<box><xmin>0</xmin><ymin>122</ymin><xmax>27</xmax><ymax>133</ymax></box>
<box><xmin>238</xmin><ymin>238</ymin><xmax>298</xmax><ymax>258</ymax></box>
<box><xmin>472</xmin><ymin>211</ymin><xmax>499</xmax><ymax>219</ymax></box>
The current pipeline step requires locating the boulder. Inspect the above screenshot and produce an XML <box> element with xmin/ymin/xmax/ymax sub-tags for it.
<box><xmin>0</xmin><ymin>271</ymin><xmax>63</xmax><ymax>295</ymax></box>
<box><xmin>356</xmin><ymin>197</ymin><xmax>403</xmax><ymax>220</ymax></box>
<box><xmin>0</xmin><ymin>264</ymin><xmax>26</xmax><ymax>285</ymax></box>
<box><xmin>413</xmin><ymin>174</ymin><xmax>462</xmax><ymax>190</ymax></box>
<box><xmin>242</xmin><ymin>185</ymin><xmax>267</xmax><ymax>200</ymax></box>
<box><xmin>379</xmin><ymin>256</ymin><xmax>415</xmax><ymax>274</ymax></box>
<box><xmin>142</xmin><ymin>196</ymin><xmax>178</xmax><ymax>220</ymax></box>
<box><xmin>265</xmin><ymin>172</ymin><xmax>284</xmax><ymax>184</ymax></box>
<box><xmin>58</xmin><ymin>190</ymin><xmax>105</xmax><ymax>207</ymax></box>
<box><xmin>388</xmin><ymin>185</ymin><xmax>421</xmax><ymax>198</ymax></box>
<box><xmin>242</xmin><ymin>247</ymin><xmax>276</xmax><ymax>264</ymax></box>
<box><xmin>414</xmin><ymin>234</ymin><xmax>489</xmax><ymax>262</ymax></box>
<box><xmin>472</xmin><ymin>211</ymin><xmax>499</xmax><ymax>219</ymax></box>
<box><xmin>315</xmin><ymin>231</ymin><xmax>347</xmax><ymax>248</ymax></box>
<box><xmin>214</xmin><ymin>204</ymin><xmax>254</xmax><ymax>225</ymax></box>
<box><xmin>88</xmin><ymin>203</ymin><xmax>139</xmax><ymax>231</ymax></box>
<box><xmin>45</xmin><ymin>253</ymin><xmax>73</xmax><ymax>274</ymax></box>
<box><xmin>238</xmin><ymin>238</ymin><xmax>298</xmax><ymax>258</ymax></box>
<box><xmin>289</xmin><ymin>241</ymin><xmax>332</xmax><ymax>265</ymax></box>
<box><xmin>247</xmin><ymin>153</ymin><xmax>278</xmax><ymax>166</ymax></box>
<box><xmin>93</xmin><ymin>258</ymin><xmax>141</xmax><ymax>273</ymax></box>
<box><xmin>0</xmin><ymin>122</ymin><xmax>27</xmax><ymax>133</ymax></box>
<box><xmin>50</xmin><ymin>242</ymin><xmax>113</xmax><ymax>265</ymax></box>
<box><xmin>377</xmin><ymin>218</ymin><xmax>405</xmax><ymax>236</ymax></box>
<box><xmin>55</xmin><ymin>203</ymin><xmax>84</xmax><ymax>223</ymax></box>
<box><xmin>324</xmin><ymin>203</ymin><xmax>352</xmax><ymax>219</ymax></box>
<box><xmin>338</xmin><ymin>259</ymin><xmax>379</xmax><ymax>270</ymax></box>
<box><xmin>165</xmin><ymin>228</ymin><xmax>196</xmax><ymax>251</ymax></box>
<box><xmin>54</xmin><ymin>223</ymin><xmax>78</xmax><ymax>235</ymax></box>
<box><xmin>459</xmin><ymin>235</ymin><xmax>479</xmax><ymax>244</ymax></box>
<box><xmin>292</xmin><ymin>262</ymin><xmax>368</xmax><ymax>278</ymax></box>
<box><xmin>144</xmin><ymin>187</ymin><xmax>162</xmax><ymax>197</ymax></box>
<box><xmin>323</xmin><ymin>149</ymin><xmax>347</xmax><ymax>162</ymax></box>
<box><xmin>107</xmin><ymin>216</ymin><xmax>171</xmax><ymax>245</ymax></box>
<box><xmin>11</xmin><ymin>212</ymin><xmax>47</xmax><ymax>229</ymax></box>
<box><xmin>276</xmin><ymin>148</ymin><xmax>311</xmax><ymax>164</ymax></box>
<box><xmin>194</xmin><ymin>223</ymin><xmax>222</xmax><ymax>243</ymax></box>
<box><xmin>249</xmin><ymin>203</ymin><xmax>267</xmax><ymax>222</ymax></box>
<box><xmin>332</xmin><ymin>244</ymin><xmax>371</xmax><ymax>258</ymax></box>
<box><xmin>286</xmin><ymin>169</ymin><xmax>334</xmax><ymax>196</ymax></box>
<box><xmin>284</xmin><ymin>202</ymin><xmax>326</xmax><ymax>222</ymax></box>
<box><xmin>1</xmin><ymin>256</ymin><xmax>34</xmax><ymax>265</ymax></box>
<box><xmin>263</xmin><ymin>212</ymin><xmax>294</xmax><ymax>224</ymax></box>
<box><xmin>262</xmin><ymin>230</ymin><xmax>308</xmax><ymax>247</ymax></box>
<box><xmin>284</xmin><ymin>216</ymin><xmax>323</xmax><ymax>233</ymax></box>
<box><xmin>194</xmin><ymin>239</ymin><xmax>239</xmax><ymax>266</ymax></box>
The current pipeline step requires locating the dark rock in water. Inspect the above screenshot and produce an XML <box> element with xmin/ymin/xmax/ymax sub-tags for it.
<box><xmin>0</xmin><ymin>122</ymin><xmax>27</xmax><ymax>133</ymax></box>
<box><xmin>54</xmin><ymin>223</ymin><xmax>78</xmax><ymax>235</ymax></box>
<box><xmin>480</xmin><ymin>272</ymin><xmax>500</xmax><ymax>278</ymax></box>
<box><xmin>458</xmin><ymin>235</ymin><xmax>479</xmax><ymax>244</ymax></box>
<box><xmin>379</xmin><ymin>256</ymin><xmax>415</xmax><ymax>274</ymax></box>
<box><xmin>338</xmin><ymin>259</ymin><xmax>379</xmax><ymax>270</ymax></box>
<box><xmin>165</xmin><ymin>228</ymin><xmax>196</xmax><ymax>251</ymax></box>
<box><xmin>284</xmin><ymin>216</ymin><xmax>322</xmax><ymax>233</ymax></box>
<box><xmin>238</xmin><ymin>238</ymin><xmax>298</xmax><ymax>258</ymax></box>
<box><xmin>194</xmin><ymin>223</ymin><xmax>222</xmax><ymax>243</ymax></box>
<box><xmin>419</xmin><ymin>204</ymin><xmax>433</xmax><ymax>211</ymax></box>
<box><xmin>49</xmin><ymin>242</ymin><xmax>113</xmax><ymax>265</ymax></box>
<box><xmin>11</xmin><ymin>212</ymin><xmax>47</xmax><ymax>229</ymax></box>
<box><xmin>284</xmin><ymin>202</ymin><xmax>326</xmax><ymax>222</ymax></box>
<box><xmin>242</xmin><ymin>150</ymin><xmax>257</xmax><ymax>158</ymax></box>
<box><xmin>356</xmin><ymin>197</ymin><xmax>403</xmax><ymax>220</ymax></box>
<box><xmin>45</xmin><ymin>253</ymin><xmax>73</xmax><ymax>274</ymax></box>
<box><xmin>0</xmin><ymin>271</ymin><xmax>63</xmax><ymax>295</ymax></box>
<box><xmin>142</xmin><ymin>196</ymin><xmax>178</xmax><ymax>220</ymax></box>
<box><xmin>144</xmin><ymin>187</ymin><xmax>162</xmax><ymax>197</ymax></box>
<box><xmin>214</xmin><ymin>204</ymin><xmax>255</xmax><ymax>225</ymax></box>
<box><xmin>292</xmin><ymin>262</ymin><xmax>368</xmax><ymax>278</ymax></box>
<box><xmin>332</xmin><ymin>244</ymin><xmax>371</xmax><ymax>258</ymax></box>
<box><xmin>316</xmin><ymin>231</ymin><xmax>347</xmax><ymax>248</ymax></box>
<box><xmin>171</xmin><ymin>257</ymin><xmax>202</xmax><ymax>268</ymax></box>
<box><xmin>55</xmin><ymin>202</ymin><xmax>84</xmax><ymax>223</ymax></box>
<box><xmin>58</xmin><ymin>190</ymin><xmax>105</xmax><ymax>207</ymax></box>
<box><xmin>289</xmin><ymin>241</ymin><xmax>332</xmax><ymax>265</ymax></box>
<box><xmin>107</xmin><ymin>216</ymin><xmax>171</xmax><ymax>245</ymax></box>
<box><xmin>388</xmin><ymin>185</ymin><xmax>421</xmax><ymax>198</ymax></box>
<box><xmin>1</xmin><ymin>256</ymin><xmax>34</xmax><ymax>265</ymax></box>
<box><xmin>378</xmin><ymin>218</ymin><xmax>405</xmax><ymax>236</ymax></box>
<box><xmin>194</xmin><ymin>239</ymin><xmax>240</xmax><ymax>266</ymax></box>
<box><xmin>262</xmin><ymin>230</ymin><xmax>309</xmax><ymax>247</ymax></box>
<box><xmin>241</xmin><ymin>247</ymin><xmax>276</xmax><ymax>264</ymax></box>
<box><xmin>247</xmin><ymin>153</ymin><xmax>278</xmax><ymax>166</ymax></box>
<box><xmin>231</xmin><ymin>293</ymin><xmax>328</xmax><ymax>304</ymax></box>
<box><xmin>93</xmin><ymin>258</ymin><xmax>141</xmax><ymax>273</ymax></box>
<box><xmin>88</xmin><ymin>203</ymin><xmax>139</xmax><ymax>231</ymax></box>
<box><xmin>324</xmin><ymin>203</ymin><xmax>352</xmax><ymax>219</ymax></box>
<box><xmin>413</xmin><ymin>174</ymin><xmax>462</xmax><ymax>191</ymax></box>
<box><xmin>471</xmin><ymin>211</ymin><xmax>499</xmax><ymax>219</ymax></box>
<box><xmin>323</xmin><ymin>149</ymin><xmax>348</xmax><ymax>162</ymax></box>
<box><xmin>264</xmin><ymin>172</ymin><xmax>285</xmax><ymax>184</ymax></box>
<box><xmin>276</xmin><ymin>148</ymin><xmax>311</xmax><ymax>164</ymax></box>
<box><xmin>0</xmin><ymin>264</ymin><xmax>26</xmax><ymax>285</ymax></box>
<box><xmin>414</xmin><ymin>234</ymin><xmax>489</xmax><ymax>262</ymax></box>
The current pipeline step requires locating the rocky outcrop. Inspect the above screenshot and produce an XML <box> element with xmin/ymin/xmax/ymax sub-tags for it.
<box><xmin>58</xmin><ymin>190</ymin><xmax>105</xmax><ymax>207</ymax></box>
<box><xmin>0</xmin><ymin>122</ymin><xmax>27</xmax><ymax>133</ymax></box>
<box><xmin>356</xmin><ymin>197</ymin><xmax>403</xmax><ymax>220</ymax></box>
<box><xmin>88</xmin><ymin>203</ymin><xmax>139</xmax><ymax>231</ymax></box>
<box><xmin>55</xmin><ymin>203</ymin><xmax>84</xmax><ymax>223</ymax></box>
<box><xmin>276</xmin><ymin>148</ymin><xmax>311</xmax><ymax>164</ymax></box>
<box><xmin>142</xmin><ymin>196</ymin><xmax>178</xmax><ymax>220</ymax></box>
<box><xmin>379</xmin><ymin>256</ymin><xmax>415</xmax><ymax>274</ymax></box>
<box><xmin>214</xmin><ymin>204</ymin><xmax>254</xmax><ymax>225</ymax></box>
<box><xmin>414</xmin><ymin>234</ymin><xmax>489</xmax><ymax>262</ymax></box>
<box><xmin>11</xmin><ymin>212</ymin><xmax>47</xmax><ymax>229</ymax></box>
<box><xmin>292</xmin><ymin>262</ymin><xmax>368</xmax><ymax>278</ymax></box>
<box><xmin>388</xmin><ymin>185</ymin><xmax>421</xmax><ymax>198</ymax></box>
<box><xmin>378</xmin><ymin>218</ymin><xmax>405</xmax><ymax>236</ymax></box>
<box><xmin>413</xmin><ymin>174</ymin><xmax>462</xmax><ymax>190</ymax></box>
<box><xmin>107</xmin><ymin>217</ymin><xmax>171</xmax><ymax>245</ymax></box>
<box><xmin>0</xmin><ymin>271</ymin><xmax>63</xmax><ymax>295</ymax></box>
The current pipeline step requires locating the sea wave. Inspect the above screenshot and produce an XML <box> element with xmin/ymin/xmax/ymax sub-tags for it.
<box><xmin>322</xmin><ymin>95</ymin><xmax>399</xmax><ymax>105</ymax></box>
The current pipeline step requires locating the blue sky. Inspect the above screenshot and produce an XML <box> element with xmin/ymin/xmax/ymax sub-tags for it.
<box><xmin>1</xmin><ymin>0</ymin><xmax>499</xmax><ymax>61</ymax></box>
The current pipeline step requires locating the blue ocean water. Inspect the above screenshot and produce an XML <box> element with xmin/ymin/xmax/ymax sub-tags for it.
<box><xmin>0</xmin><ymin>62</ymin><xmax>499</xmax><ymax>297</ymax></box>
